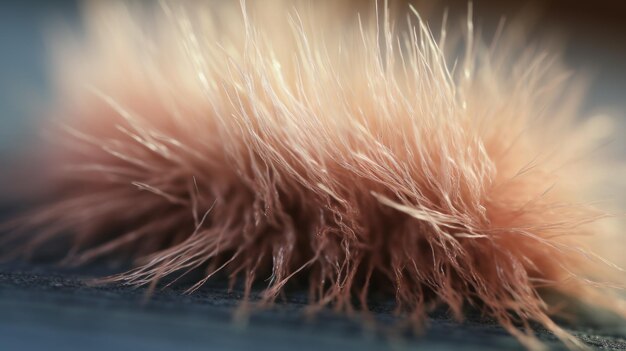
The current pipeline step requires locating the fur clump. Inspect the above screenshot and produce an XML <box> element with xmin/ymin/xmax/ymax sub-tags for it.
<box><xmin>3</xmin><ymin>1</ymin><xmax>624</xmax><ymax>349</ymax></box>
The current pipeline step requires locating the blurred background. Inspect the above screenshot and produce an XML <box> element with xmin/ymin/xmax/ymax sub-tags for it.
<box><xmin>1</xmin><ymin>0</ymin><xmax>625</xmax><ymax>158</ymax></box>
<box><xmin>0</xmin><ymin>1</ymin><xmax>624</xmax><ymax>350</ymax></box>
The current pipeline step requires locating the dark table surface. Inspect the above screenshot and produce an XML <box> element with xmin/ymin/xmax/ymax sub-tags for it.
<box><xmin>1</xmin><ymin>263</ymin><xmax>625</xmax><ymax>351</ymax></box>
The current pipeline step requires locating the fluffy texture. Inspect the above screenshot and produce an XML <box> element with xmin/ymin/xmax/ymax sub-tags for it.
<box><xmin>3</xmin><ymin>1</ymin><xmax>624</xmax><ymax>350</ymax></box>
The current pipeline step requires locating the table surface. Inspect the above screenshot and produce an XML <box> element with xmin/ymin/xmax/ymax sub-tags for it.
<box><xmin>1</xmin><ymin>263</ymin><xmax>625</xmax><ymax>351</ymax></box>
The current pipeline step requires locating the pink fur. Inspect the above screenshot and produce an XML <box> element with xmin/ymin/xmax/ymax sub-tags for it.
<box><xmin>4</xmin><ymin>1</ymin><xmax>624</xmax><ymax>350</ymax></box>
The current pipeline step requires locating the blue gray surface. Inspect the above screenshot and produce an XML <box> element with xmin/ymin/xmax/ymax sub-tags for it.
<box><xmin>2</xmin><ymin>264</ymin><xmax>625</xmax><ymax>351</ymax></box>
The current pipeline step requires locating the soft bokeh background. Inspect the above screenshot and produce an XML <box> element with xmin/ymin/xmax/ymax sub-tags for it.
<box><xmin>1</xmin><ymin>0</ymin><xmax>625</xmax><ymax>158</ymax></box>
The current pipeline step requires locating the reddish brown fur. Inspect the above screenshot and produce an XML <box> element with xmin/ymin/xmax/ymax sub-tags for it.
<box><xmin>3</xmin><ymin>1</ymin><xmax>625</xmax><ymax>350</ymax></box>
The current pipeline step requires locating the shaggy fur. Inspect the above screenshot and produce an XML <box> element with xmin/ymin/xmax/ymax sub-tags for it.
<box><xmin>3</xmin><ymin>1</ymin><xmax>624</xmax><ymax>350</ymax></box>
